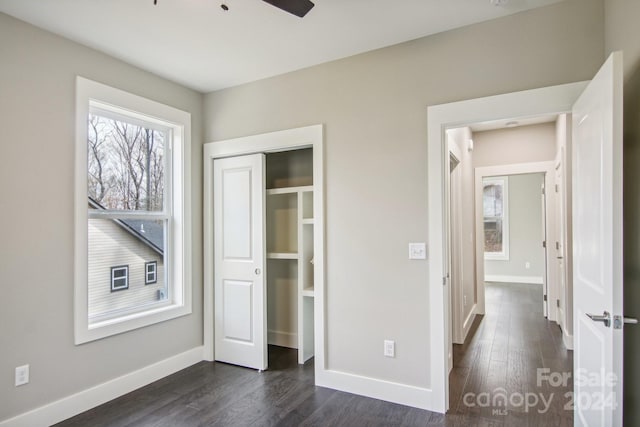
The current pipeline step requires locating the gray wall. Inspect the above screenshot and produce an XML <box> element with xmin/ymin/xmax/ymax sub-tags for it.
<box><xmin>604</xmin><ymin>0</ymin><xmax>640</xmax><ymax>425</ymax></box>
<box><xmin>204</xmin><ymin>0</ymin><xmax>604</xmax><ymax>389</ymax></box>
<box><xmin>473</xmin><ymin>123</ymin><xmax>557</xmax><ymax>168</ymax></box>
<box><xmin>0</xmin><ymin>13</ymin><xmax>203</xmax><ymax>421</ymax></box>
<box><xmin>485</xmin><ymin>174</ymin><xmax>546</xmax><ymax>280</ymax></box>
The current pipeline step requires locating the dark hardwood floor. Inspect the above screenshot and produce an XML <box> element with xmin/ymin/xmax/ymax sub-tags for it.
<box><xmin>57</xmin><ymin>282</ymin><xmax>572</xmax><ymax>427</ymax></box>
<box><xmin>448</xmin><ymin>282</ymin><xmax>573</xmax><ymax>426</ymax></box>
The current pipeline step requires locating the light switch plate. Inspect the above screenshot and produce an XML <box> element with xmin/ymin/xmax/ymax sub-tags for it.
<box><xmin>409</xmin><ymin>243</ymin><xmax>427</xmax><ymax>260</ymax></box>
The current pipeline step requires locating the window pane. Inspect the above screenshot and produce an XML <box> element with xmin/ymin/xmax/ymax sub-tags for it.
<box><xmin>484</xmin><ymin>218</ymin><xmax>503</xmax><ymax>253</ymax></box>
<box><xmin>483</xmin><ymin>184</ymin><xmax>503</xmax><ymax>217</ymax></box>
<box><xmin>88</xmin><ymin>114</ymin><xmax>165</xmax><ymax>211</ymax></box>
<box><xmin>483</xmin><ymin>179</ymin><xmax>506</xmax><ymax>254</ymax></box>
<box><xmin>88</xmin><ymin>218</ymin><xmax>167</xmax><ymax>322</ymax></box>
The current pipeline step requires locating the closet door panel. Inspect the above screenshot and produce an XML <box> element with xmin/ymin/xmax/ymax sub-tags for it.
<box><xmin>213</xmin><ymin>154</ymin><xmax>267</xmax><ymax>371</ymax></box>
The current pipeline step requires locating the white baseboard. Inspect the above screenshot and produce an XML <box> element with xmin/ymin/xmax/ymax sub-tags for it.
<box><xmin>316</xmin><ymin>369</ymin><xmax>434</xmax><ymax>411</ymax></box>
<box><xmin>0</xmin><ymin>346</ymin><xmax>204</xmax><ymax>427</ymax></box>
<box><xmin>462</xmin><ymin>304</ymin><xmax>477</xmax><ymax>342</ymax></box>
<box><xmin>485</xmin><ymin>275</ymin><xmax>543</xmax><ymax>285</ymax></box>
<box><xmin>562</xmin><ymin>328</ymin><xmax>574</xmax><ymax>350</ymax></box>
<box><xmin>268</xmin><ymin>330</ymin><xmax>297</xmax><ymax>349</ymax></box>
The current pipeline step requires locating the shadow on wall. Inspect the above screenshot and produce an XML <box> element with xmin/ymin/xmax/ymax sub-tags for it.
<box><xmin>623</xmin><ymin>57</ymin><xmax>640</xmax><ymax>427</ymax></box>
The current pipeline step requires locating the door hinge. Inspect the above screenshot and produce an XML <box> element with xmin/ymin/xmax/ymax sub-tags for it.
<box><xmin>556</xmin><ymin>299</ymin><xmax>560</xmax><ymax>308</ymax></box>
<box><xmin>555</xmin><ymin>184</ymin><xmax>559</xmax><ymax>193</ymax></box>
<box><xmin>541</xmin><ymin>187</ymin><xmax>545</xmax><ymax>195</ymax></box>
<box><xmin>556</xmin><ymin>241</ymin><xmax>560</xmax><ymax>250</ymax></box>
<box><xmin>543</xmin><ymin>241</ymin><xmax>547</xmax><ymax>248</ymax></box>
<box><xmin>443</xmin><ymin>277</ymin><xmax>447</xmax><ymax>286</ymax></box>
<box><xmin>543</xmin><ymin>295</ymin><xmax>547</xmax><ymax>302</ymax></box>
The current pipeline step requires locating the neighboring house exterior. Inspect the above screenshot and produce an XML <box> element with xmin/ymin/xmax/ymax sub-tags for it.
<box><xmin>88</xmin><ymin>198</ymin><xmax>165</xmax><ymax>322</ymax></box>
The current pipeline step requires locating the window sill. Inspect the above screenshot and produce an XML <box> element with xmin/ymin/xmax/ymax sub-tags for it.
<box><xmin>76</xmin><ymin>302</ymin><xmax>191</xmax><ymax>345</ymax></box>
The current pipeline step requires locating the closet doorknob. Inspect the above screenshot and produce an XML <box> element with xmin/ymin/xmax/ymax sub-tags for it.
<box><xmin>255</xmin><ymin>268</ymin><xmax>261</xmax><ymax>275</ymax></box>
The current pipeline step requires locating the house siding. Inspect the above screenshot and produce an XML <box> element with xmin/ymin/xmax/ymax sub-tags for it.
<box><xmin>88</xmin><ymin>219</ymin><xmax>165</xmax><ymax>319</ymax></box>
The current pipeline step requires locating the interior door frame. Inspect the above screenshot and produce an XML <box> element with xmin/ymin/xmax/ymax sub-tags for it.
<box><xmin>446</xmin><ymin>142</ymin><xmax>463</xmax><ymax>349</ymax></box>
<box><xmin>427</xmin><ymin>81</ymin><xmax>587</xmax><ymax>412</ymax></box>
<box><xmin>474</xmin><ymin>163</ymin><xmax>555</xmax><ymax>320</ymax></box>
<box><xmin>203</xmin><ymin>125</ymin><xmax>325</xmax><ymax>375</ymax></box>
<box><xmin>445</xmin><ymin>146</ymin><xmax>461</xmax><ymax>373</ymax></box>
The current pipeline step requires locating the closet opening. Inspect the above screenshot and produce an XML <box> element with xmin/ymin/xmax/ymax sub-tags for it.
<box><xmin>203</xmin><ymin>124</ymin><xmax>324</xmax><ymax>379</ymax></box>
<box><xmin>265</xmin><ymin>148</ymin><xmax>315</xmax><ymax>367</ymax></box>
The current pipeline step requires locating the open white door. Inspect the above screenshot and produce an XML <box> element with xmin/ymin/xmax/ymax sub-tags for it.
<box><xmin>572</xmin><ymin>52</ymin><xmax>624</xmax><ymax>426</ymax></box>
<box><xmin>541</xmin><ymin>180</ymin><xmax>549</xmax><ymax>318</ymax></box>
<box><xmin>213</xmin><ymin>154</ymin><xmax>267</xmax><ymax>371</ymax></box>
<box><xmin>555</xmin><ymin>161</ymin><xmax>567</xmax><ymax>333</ymax></box>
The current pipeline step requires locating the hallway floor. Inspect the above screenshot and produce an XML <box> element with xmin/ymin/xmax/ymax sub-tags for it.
<box><xmin>448</xmin><ymin>282</ymin><xmax>573</xmax><ymax>426</ymax></box>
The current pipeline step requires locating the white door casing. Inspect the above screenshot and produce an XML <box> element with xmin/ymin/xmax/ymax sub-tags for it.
<box><xmin>446</xmin><ymin>149</ymin><xmax>461</xmax><ymax>372</ymax></box>
<box><xmin>213</xmin><ymin>154</ymin><xmax>267</xmax><ymax>371</ymax></box>
<box><xmin>541</xmin><ymin>179</ymin><xmax>549</xmax><ymax>318</ymax></box>
<box><xmin>555</xmin><ymin>159</ymin><xmax>567</xmax><ymax>333</ymax></box>
<box><xmin>572</xmin><ymin>52</ymin><xmax>624</xmax><ymax>426</ymax></box>
<box><xmin>448</xmin><ymin>136</ymin><xmax>465</xmax><ymax>346</ymax></box>
<box><xmin>473</xmin><ymin>162</ymin><xmax>555</xmax><ymax>320</ymax></box>
<box><xmin>428</xmin><ymin>81</ymin><xmax>588</xmax><ymax>412</ymax></box>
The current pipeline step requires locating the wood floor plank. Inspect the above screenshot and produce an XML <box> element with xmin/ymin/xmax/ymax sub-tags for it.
<box><xmin>57</xmin><ymin>283</ymin><xmax>572</xmax><ymax>427</ymax></box>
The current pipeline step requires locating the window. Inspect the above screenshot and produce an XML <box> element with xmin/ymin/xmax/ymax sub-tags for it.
<box><xmin>111</xmin><ymin>266</ymin><xmax>129</xmax><ymax>291</ymax></box>
<box><xmin>75</xmin><ymin>77</ymin><xmax>192</xmax><ymax>344</ymax></box>
<box><xmin>483</xmin><ymin>176</ymin><xmax>509</xmax><ymax>260</ymax></box>
<box><xmin>145</xmin><ymin>261</ymin><xmax>158</xmax><ymax>285</ymax></box>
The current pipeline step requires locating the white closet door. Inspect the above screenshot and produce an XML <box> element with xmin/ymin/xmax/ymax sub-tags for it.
<box><xmin>214</xmin><ymin>154</ymin><xmax>267</xmax><ymax>370</ymax></box>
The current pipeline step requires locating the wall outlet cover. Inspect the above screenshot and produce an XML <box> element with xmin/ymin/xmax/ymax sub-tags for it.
<box><xmin>15</xmin><ymin>365</ymin><xmax>29</xmax><ymax>387</ymax></box>
<box><xmin>384</xmin><ymin>340</ymin><xmax>395</xmax><ymax>358</ymax></box>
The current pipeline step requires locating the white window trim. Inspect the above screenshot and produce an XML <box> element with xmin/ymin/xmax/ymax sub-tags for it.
<box><xmin>483</xmin><ymin>176</ymin><xmax>509</xmax><ymax>261</ymax></box>
<box><xmin>75</xmin><ymin>76</ymin><xmax>192</xmax><ymax>345</ymax></box>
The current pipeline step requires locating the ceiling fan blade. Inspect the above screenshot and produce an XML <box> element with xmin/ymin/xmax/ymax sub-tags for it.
<box><xmin>262</xmin><ymin>0</ymin><xmax>315</xmax><ymax>17</ymax></box>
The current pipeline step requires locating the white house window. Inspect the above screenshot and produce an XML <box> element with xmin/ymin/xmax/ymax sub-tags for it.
<box><xmin>145</xmin><ymin>261</ymin><xmax>158</xmax><ymax>285</ymax></box>
<box><xmin>75</xmin><ymin>77</ymin><xmax>192</xmax><ymax>344</ymax></box>
<box><xmin>483</xmin><ymin>176</ymin><xmax>509</xmax><ymax>260</ymax></box>
<box><xmin>111</xmin><ymin>266</ymin><xmax>129</xmax><ymax>291</ymax></box>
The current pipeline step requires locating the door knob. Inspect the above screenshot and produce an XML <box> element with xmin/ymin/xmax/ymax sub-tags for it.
<box><xmin>255</xmin><ymin>268</ymin><xmax>261</xmax><ymax>275</ymax></box>
<box><xmin>587</xmin><ymin>311</ymin><xmax>611</xmax><ymax>327</ymax></box>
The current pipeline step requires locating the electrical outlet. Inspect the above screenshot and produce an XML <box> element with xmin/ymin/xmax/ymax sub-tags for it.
<box><xmin>15</xmin><ymin>365</ymin><xmax>29</xmax><ymax>387</ymax></box>
<box><xmin>525</xmin><ymin>262</ymin><xmax>531</xmax><ymax>269</ymax></box>
<box><xmin>384</xmin><ymin>340</ymin><xmax>395</xmax><ymax>358</ymax></box>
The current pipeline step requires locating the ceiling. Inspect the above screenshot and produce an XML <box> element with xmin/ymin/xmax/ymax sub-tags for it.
<box><xmin>0</xmin><ymin>0</ymin><xmax>563</xmax><ymax>93</ymax></box>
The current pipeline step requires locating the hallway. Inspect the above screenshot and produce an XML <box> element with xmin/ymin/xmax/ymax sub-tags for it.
<box><xmin>448</xmin><ymin>282</ymin><xmax>573</xmax><ymax>426</ymax></box>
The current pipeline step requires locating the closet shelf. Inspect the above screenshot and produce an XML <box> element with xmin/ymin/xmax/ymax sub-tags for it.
<box><xmin>302</xmin><ymin>218</ymin><xmax>314</xmax><ymax>225</ymax></box>
<box><xmin>302</xmin><ymin>286</ymin><xmax>315</xmax><ymax>297</ymax></box>
<box><xmin>267</xmin><ymin>252</ymin><xmax>299</xmax><ymax>260</ymax></box>
<box><xmin>266</xmin><ymin>185</ymin><xmax>313</xmax><ymax>196</ymax></box>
